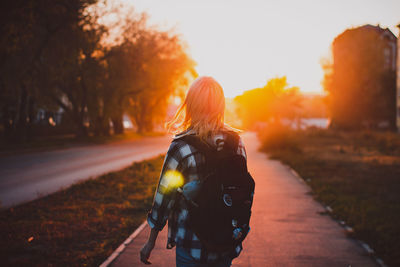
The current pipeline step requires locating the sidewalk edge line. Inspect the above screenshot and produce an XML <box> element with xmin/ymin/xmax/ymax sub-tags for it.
<box><xmin>285</xmin><ymin>163</ymin><xmax>388</xmax><ymax>267</ymax></box>
<box><xmin>99</xmin><ymin>220</ymin><xmax>147</xmax><ymax>267</ymax></box>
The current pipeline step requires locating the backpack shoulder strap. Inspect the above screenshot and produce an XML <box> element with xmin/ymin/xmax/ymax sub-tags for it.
<box><xmin>179</xmin><ymin>134</ymin><xmax>219</xmax><ymax>177</ymax></box>
<box><xmin>180</xmin><ymin>131</ymin><xmax>240</xmax><ymax>156</ymax></box>
<box><xmin>223</xmin><ymin>130</ymin><xmax>240</xmax><ymax>154</ymax></box>
<box><xmin>179</xmin><ymin>134</ymin><xmax>216</xmax><ymax>159</ymax></box>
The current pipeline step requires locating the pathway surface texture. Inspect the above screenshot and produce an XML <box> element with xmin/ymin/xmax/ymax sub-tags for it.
<box><xmin>110</xmin><ymin>132</ymin><xmax>377</xmax><ymax>267</ymax></box>
<box><xmin>0</xmin><ymin>135</ymin><xmax>171</xmax><ymax>208</ymax></box>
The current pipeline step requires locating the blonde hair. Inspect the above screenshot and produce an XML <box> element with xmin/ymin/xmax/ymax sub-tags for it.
<box><xmin>166</xmin><ymin>76</ymin><xmax>234</xmax><ymax>140</ymax></box>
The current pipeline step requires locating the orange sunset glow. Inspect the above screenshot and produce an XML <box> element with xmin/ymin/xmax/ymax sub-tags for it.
<box><xmin>2</xmin><ymin>0</ymin><xmax>400</xmax><ymax>266</ymax></box>
<box><xmin>105</xmin><ymin>0</ymin><xmax>400</xmax><ymax>97</ymax></box>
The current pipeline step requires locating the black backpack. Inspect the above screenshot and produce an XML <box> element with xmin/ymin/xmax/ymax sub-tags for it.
<box><xmin>179</xmin><ymin>132</ymin><xmax>255</xmax><ymax>253</ymax></box>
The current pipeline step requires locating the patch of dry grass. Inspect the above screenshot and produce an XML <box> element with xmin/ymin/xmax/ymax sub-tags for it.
<box><xmin>0</xmin><ymin>155</ymin><xmax>164</xmax><ymax>266</ymax></box>
<box><xmin>259</xmin><ymin>127</ymin><xmax>400</xmax><ymax>266</ymax></box>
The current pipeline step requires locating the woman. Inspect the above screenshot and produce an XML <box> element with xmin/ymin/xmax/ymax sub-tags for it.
<box><xmin>140</xmin><ymin>76</ymin><xmax>249</xmax><ymax>267</ymax></box>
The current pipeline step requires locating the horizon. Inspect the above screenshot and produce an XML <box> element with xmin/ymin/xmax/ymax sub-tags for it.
<box><xmin>111</xmin><ymin>0</ymin><xmax>400</xmax><ymax>98</ymax></box>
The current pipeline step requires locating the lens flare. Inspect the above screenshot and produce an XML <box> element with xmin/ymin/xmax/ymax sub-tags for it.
<box><xmin>162</xmin><ymin>170</ymin><xmax>184</xmax><ymax>190</ymax></box>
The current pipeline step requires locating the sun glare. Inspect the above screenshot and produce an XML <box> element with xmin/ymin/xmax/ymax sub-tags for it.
<box><xmin>122</xmin><ymin>0</ymin><xmax>399</xmax><ymax>97</ymax></box>
<box><xmin>174</xmin><ymin>96</ymin><xmax>182</xmax><ymax>106</ymax></box>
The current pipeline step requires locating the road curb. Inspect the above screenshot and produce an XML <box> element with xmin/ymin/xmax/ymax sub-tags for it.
<box><xmin>100</xmin><ymin>221</ymin><xmax>147</xmax><ymax>267</ymax></box>
<box><xmin>284</xmin><ymin>164</ymin><xmax>388</xmax><ymax>267</ymax></box>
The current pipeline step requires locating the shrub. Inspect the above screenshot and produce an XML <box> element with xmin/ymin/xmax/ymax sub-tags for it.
<box><xmin>258</xmin><ymin>123</ymin><xmax>302</xmax><ymax>153</ymax></box>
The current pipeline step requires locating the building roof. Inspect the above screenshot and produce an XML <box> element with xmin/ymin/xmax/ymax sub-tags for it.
<box><xmin>357</xmin><ymin>24</ymin><xmax>396</xmax><ymax>40</ymax></box>
<box><xmin>334</xmin><ymin>24</ymin><xmax>397</xmax><ymax>45</ymax></box>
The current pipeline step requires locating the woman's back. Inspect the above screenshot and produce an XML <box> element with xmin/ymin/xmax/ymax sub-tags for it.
<box><xmin>147</xmin><ymin>128</ymin><xmax>249</xmax><ymax>262</ymax></box>
<box><xmin>140</xmin><ymin>77</ymin><xmax>253</xmax><ymax>267</ymax></box>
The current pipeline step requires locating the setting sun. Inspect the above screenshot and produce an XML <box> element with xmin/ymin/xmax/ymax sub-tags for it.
<box><xmin>117</xmin><ymin>0</ymin><xmax>400</xmax><ymax>97</ymax></box>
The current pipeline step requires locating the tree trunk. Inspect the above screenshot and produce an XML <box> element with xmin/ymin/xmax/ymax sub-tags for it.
<box><xmin>136</xmin><ymin>123</ymin><xmax>144</xmax><ymax>134</ymax></box>
<box><xmin>75</xmin><ymin>123</ymin><xmax>88</xmax><ymax>138</ymax></box>
<box><xmin>26</xmin><ymin>96</ymin><xmax>36</xmax><ymax>141</ymax></box>
<box><xmin>111</xmin><ymin>115</ymin><xmax>124</xmax><ymax>135</ymax></box>
<box><xmin>93</xmin><ymin>116</ymin><xmax>110</xmax><ymax>137</ymax></box>
<box><xmin>73</xmin><ymin>111</ymin><xmax>88</xmax><ymax>138</ymax></box>
<box><xmin>102</xmin><ymin>118</ymin><xmax>110</xmax><ymax>136</ymax></box>
<box><xmin>2</xmin><ymin>105</ymin><xmax>12</xmax><ymax>140</ymax></box>
<box><xmin>15</xmin><ymin>85</ymin><xmax>28</xmax><ymax>142</ymax></box>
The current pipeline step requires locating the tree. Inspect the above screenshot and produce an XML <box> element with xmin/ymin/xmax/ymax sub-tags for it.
<box><xmin>0</xmin><ymin>0</ymin><xmax>99</xmax><ymax>140</ymax></box>
<box><xmin>37</xmin><ymin>1</ymin><xmax>109</xmax><ymax>137</ymax></box>
<box><xmin>323</xmin><ymin>25</ymin><xmax>397</xmax><ymax>130</ymax></box>
<box><xmin>300</xmin><ymin>94</ymin><xmax>328</xmax><ymax>118</ymax></box>
<box><xmin>119</xmin><ymin>23</ymin><xmax>196</xmax><ymax>133</ymax></box>
<box><xmin>0</xmin><ymin>0</ymin><xmax>196</xmax><ymax>140</ymax></box>
<box><xmin>234</xmin><ymin>77</ymin><xmax>301</xmax><ymax>129</ymax></box>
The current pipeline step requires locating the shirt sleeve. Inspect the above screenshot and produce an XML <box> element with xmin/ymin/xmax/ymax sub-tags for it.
<box><xmin>147</xmin><ymin>140</ymin><xmax>185</xmax><ymax>231</ymax></box>
<box><xmin>237</xmin><ymin>136</ymin><xmax>247</xmax><ymax>159</ymax></box>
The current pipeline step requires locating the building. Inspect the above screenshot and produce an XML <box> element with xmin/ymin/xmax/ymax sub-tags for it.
<box><xmin>328</xmin><ymin>24</ymin><xmax>397</xmax><ymax>130</ymax></box>
<box><xmin>349</xmin><ymin>25</ymin><xmax>397</xmax><ymax>71</ymax></box>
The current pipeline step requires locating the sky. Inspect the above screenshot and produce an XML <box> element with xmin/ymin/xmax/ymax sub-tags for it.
<box><xmin>114</xmin><ymin>0</ymin><xmax>399</xmax><ymax>97</ymax></box>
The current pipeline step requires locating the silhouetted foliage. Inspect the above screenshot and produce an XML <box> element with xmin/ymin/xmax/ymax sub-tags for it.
<box><xmin>0</xmin><ymin>1</ymin><xmax>196</xmax><ymax>141</ymax></box>
<box><xmin>0</xmin><ymin>0</ymin><xmax>98</xmax><ymax>141</ymax></box>
<box><xmin>300</xmin><ymin>94</ymin><xmax>328</xmax><ymax>118</ymax></box>
<box><xmin>115</xmin><ymin>20</ymin><xmax>196</xmax><ymax>133</ymax></box>
<box><xmin>234</xmin><ymin>77</ymin><xmax>302</xmax><ymax>129</ymax></box>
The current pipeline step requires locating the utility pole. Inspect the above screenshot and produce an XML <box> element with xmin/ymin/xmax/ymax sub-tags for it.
<box><xmin>397</xmin><ymin>24</ymin><xmax>400</xmax><ymax>132</ymax></box>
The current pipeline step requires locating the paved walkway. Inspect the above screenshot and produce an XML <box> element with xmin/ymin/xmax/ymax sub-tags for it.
<box><xmin>109</xmin><ymin>132</ymin><xmax>377</xmax><ymax>267</ymax></box>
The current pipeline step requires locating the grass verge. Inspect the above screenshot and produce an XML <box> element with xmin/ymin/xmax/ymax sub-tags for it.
<box><xmin>258</xmin><ymin>126</ymin><xmax>400</xmax><ymax>267</ymax></box>
<box><xmin>0</xmin><ymin>155</ymin><xmax>164</xmax><ymax>266</ymax></box>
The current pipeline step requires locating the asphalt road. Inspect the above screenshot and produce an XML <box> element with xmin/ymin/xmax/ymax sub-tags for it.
<box><xmin>0</xmin><ymin>135</ymin><xmax>171</xmax><ymax>208</ymax></box>
<box><xmin>109</xmin><ymin>132</ymin><xmax>377</xmax><ymax>267</ymax></box>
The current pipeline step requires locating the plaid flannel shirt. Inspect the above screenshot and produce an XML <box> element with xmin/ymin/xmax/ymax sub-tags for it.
<box><xmin>147</xmin><ymin>128</ymin><xmax>248</xmax><ymax>263</ymax></box>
